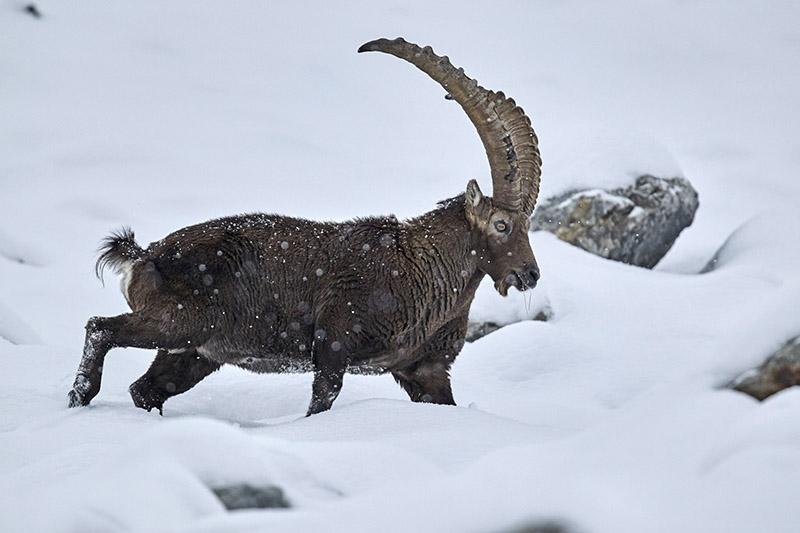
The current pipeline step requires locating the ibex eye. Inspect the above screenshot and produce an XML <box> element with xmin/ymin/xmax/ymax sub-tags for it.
<box><xmin>494</xmin><ymin>221</ymin><xmax>509</xmax><ymax>232</ymax></box>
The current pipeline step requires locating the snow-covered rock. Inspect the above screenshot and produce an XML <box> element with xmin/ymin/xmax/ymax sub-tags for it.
<box><xmin>731</xmin><ymin>336</ymin><xmax>800</xmax><ymax>401</ymax></box>
<box><xmin>466</xmin><ymin>309</ymin><xmax>550</xmax><ymax>343</ymax></box>
<box><xmin>505</xmin><ymin>521</ymin><xmax>574</xmax><ymax>533</ymax></box>
<box><xmin>211</xmin><ymin>484</ymin><xmax>291</xmax><ymax>510</ymax></box>
<box><xmin>467</xmin><ymin>275</ymin><xmax>552</xmax><ymax>343</ymax></box>
<box><xmin>465</xmin><ymin>321</ymin><xmax>502</xmax><ymax>343</ymax></box>
<box><xmin>700</xmin><ymin>213</ymin><xmax>800</xmax><ymax>274</ymax></box>
<box><xmin>531</xmin><ymin>175</ymin><xmax>699</xmax><ymax>268</ymax></box>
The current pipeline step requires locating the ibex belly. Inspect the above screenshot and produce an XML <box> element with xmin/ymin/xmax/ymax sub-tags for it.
<box><xmin>194</xmin><ymin>332</ymin><xmax>427</xmax><ymax>376</ymax></box>
<box><xmin>196</xmin><ymin>333</ymin><xmax>314</xmax><ymax>374</ymax></box>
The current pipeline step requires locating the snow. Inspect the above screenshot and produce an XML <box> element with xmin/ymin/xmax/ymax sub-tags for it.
<box><xmin>542</xmin><ymin>128</ymin><xmax>684</xmax><ymax>198</ymax></box>
<box><xmin>0</xmin><ymin>300</ymin><xmax>41</xmax><ymax>345</ymax></box>
<box><xmin>2</xmin><ymin>1</ymin><xmax>800</xmax><ymax>532</ymax></box>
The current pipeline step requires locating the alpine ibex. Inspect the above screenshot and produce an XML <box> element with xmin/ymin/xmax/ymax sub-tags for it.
<box><xmin>67</xmin><ymin>37</ymin><xmax>542</xmax><ymax>416</ymax></box>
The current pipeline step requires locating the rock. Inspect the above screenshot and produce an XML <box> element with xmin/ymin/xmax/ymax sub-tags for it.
<box><xmin>211</xmin><ymin>483</ymin><xmax>290</xmax><ymax>510</ymax></box>
<box><xmin>465</xmin><ymin>321</ymin><xmax>502</xmax><ymax>342</ymax></box>
<box><xmin>466</xmin><ymin>309</ymin><xmax>550</xmax><ymax>343</ymax></box>
<box><xmin>502</xmin><ymin>520</ymin><xmax>575</xmax><ymax>533</ymax></box>
<box><xmin>731</xmin><ymin>336</ymin><xmax>800</xmax><ymax>401</ymax></box>
<box><xmin>531</xmin><ymin>175</ymin><xmax>699</xmax><ymax>268</ymax></box>
<box><xmin>23</xmin><ymin>4</ymin><xmax>42</xmax><ymax>18</ymax></box>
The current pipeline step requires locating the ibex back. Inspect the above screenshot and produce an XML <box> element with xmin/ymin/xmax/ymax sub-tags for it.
<box><xmin>68</xmin><ymin>38</ymin><xmax>543</xmax><ymax>416</ymax></box>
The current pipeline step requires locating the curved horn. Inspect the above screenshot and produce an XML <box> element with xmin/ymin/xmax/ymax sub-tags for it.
<box><xmin>358</xmin><ymin>37</ymin><xmax>541</xmax><ymax>215</ymax></box>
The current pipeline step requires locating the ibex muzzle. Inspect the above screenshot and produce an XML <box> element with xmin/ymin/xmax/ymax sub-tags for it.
<box><xmin>68</xmin><ymin>38</ymin><xmax>543</xmax><ymax>416</ymax></box>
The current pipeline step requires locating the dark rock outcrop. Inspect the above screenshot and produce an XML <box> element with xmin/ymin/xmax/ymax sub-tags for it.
<box><xmin>211</xmin><ymin>483</ymin><xmax>290</xmax><ymax>510</ymax></box>
<box><xmin>731</xmin><ymin>336</ymin><xmax>800</xmax><ymax>400</ymax></box>
<box><xmin>531</xmin><ymin>175</ymin><xmax>699</xmax><ymax>268</ymax></box>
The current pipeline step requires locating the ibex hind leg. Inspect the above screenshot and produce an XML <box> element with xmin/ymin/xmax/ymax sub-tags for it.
<box><xmin>67</xmin><ymin>313</ymin><xmax>196</xmax><ymax>408</ymax></box>
<box><xmin>129</xmin><ymin>348</ymin><xmax>220</xmax><ymax>414</ymax></box>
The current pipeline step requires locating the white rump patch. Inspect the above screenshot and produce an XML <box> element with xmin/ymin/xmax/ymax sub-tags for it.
<box><xmin>119</xmin><ymin>261</ymin><xmax>134</xmax><ymax>306</ymax></box>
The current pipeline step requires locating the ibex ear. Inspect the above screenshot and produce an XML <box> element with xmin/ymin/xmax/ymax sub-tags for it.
<box><xmin>465</xmin><ymin>179</ymin><xmax>484</xmax><ymax>208</ymax></box>
<box><xmin>465</xmin><ymin>179</ymin><xmax>486</xmax><ymax>226</ymax></box>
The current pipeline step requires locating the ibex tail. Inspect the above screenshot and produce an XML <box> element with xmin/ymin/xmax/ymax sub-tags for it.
<box><xmin>95</xmin><ymin>227</ymin><xmax>144</xmax><ymax>284</ymax></box>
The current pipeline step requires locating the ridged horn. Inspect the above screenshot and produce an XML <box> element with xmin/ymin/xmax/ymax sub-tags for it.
<box><xmin>358</xmin><ymin>37</ymin><xmax>541</xmax><ymax>215</ymax></box>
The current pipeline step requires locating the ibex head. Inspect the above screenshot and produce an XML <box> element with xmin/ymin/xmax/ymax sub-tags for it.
<box><xmin>359</xmin><ymin>38</ymin><xmax>543</xmax><ymax>297</ymax></box>
<box><xmin>465</xmin><ymin>179</ymin><xmax>540</xmax><ymax>296</ymax></box>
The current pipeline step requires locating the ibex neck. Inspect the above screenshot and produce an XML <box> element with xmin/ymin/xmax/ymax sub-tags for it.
<box><xmin>404</xmin><ymin>195</ymin><xmax>484</xmax><ymax>316</ymax></box>
<box><xmin>407</xmin><ymin>195</ymin><xmax>472</xmax><ymax>253</ymax></box>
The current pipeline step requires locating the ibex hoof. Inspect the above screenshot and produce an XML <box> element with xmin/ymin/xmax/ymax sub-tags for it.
<box><xmin>67</xmin><ymin>389</ymin><xmax>89</xmax><ymax>408</ymax></box>
<box><xmin>67</xmin><ymin>373</ymin><xmax>95</xmax><ymax>407</ymax></box>
<box><xmin>129</xmin><ymin>380</ymin><xmax>165</xmax><ymax>415</ymax></box>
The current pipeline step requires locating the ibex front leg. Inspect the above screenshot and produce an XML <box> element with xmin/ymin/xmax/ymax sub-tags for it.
<box><xmin>392</xmin><ymin>314</ymin><xmax>466</xmax><ymax>405</ymax></box>
<box><xmin>68</xmin><ymin>313</ymin><xmax>187</xmax><ymax>408</ymax></box>
<box><xmin>67</xmin><ymin>316</ymin><xmax>115</xmax><ymax>407</ymax></box>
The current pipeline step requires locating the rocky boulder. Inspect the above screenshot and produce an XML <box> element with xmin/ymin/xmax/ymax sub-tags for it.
<box><xmin>531</xmin><ymin>175</ymin><xmax>699</xmax><ymax>268</ymax></box>
<box><xmin>730</xmin><ymin>336</ymin><xmax>800</xmax><ymax>400</ymax></box>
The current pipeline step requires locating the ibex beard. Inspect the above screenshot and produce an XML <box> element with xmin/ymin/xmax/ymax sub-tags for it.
<box><xmin>68</xmin><ymin>37</ymin><xmax>543</xmax><ymax>416</ymax></box>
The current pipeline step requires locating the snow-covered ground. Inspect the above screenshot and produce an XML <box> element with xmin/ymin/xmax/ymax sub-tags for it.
<box><xmin>2</xmin><ymin>1</ymin><xmax>800</xmax><ymax>531</ymax></box>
